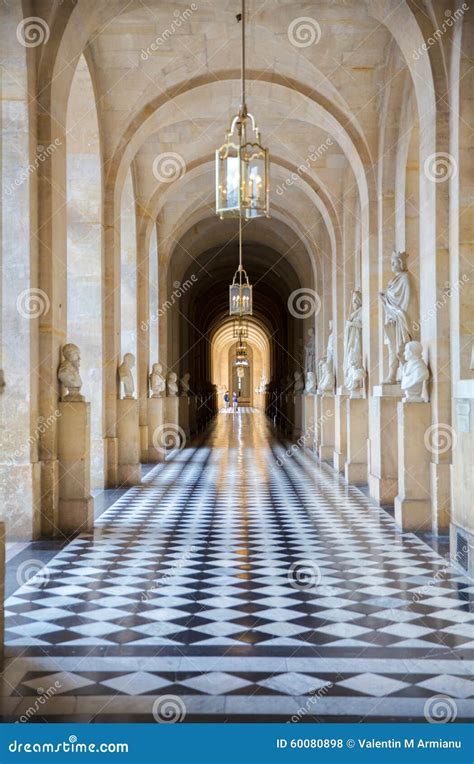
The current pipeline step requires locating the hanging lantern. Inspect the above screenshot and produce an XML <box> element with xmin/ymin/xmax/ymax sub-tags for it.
<box><xmin>215</xmin><ymin>0</ymin><xmax>270</xmax><ymax>220</ymax></box>
<box><xmin>229</xmin><ymin>266</ymin><xmax>252</xmax><ymax>316</ymax></box>
<box><xmin>216</xmin><ymin>109</ymin><xmax>269</xmax><ymax>219</ymax></box>
<box><xmin>233</xmin><ymin>318</ymin><xmax>249</xmax><ymax>338</ymax></box>
<box><xmin>235</xmin><ymin>335</ymin><xmax>249</xmax><ymax>366</ymax></box>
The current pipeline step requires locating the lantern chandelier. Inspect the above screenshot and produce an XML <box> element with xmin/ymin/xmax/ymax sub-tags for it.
<box><xmin>216</xmin><ymin>0</ymin><xmax>270</xmax><ymax>220</ymax></box>
<box><xmin>235</xmin><ymin>333</ymin><xmax>249</xmax><ymax>366</ymax></box>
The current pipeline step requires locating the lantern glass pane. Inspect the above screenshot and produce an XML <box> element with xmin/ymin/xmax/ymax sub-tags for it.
<box><xmin>241</xmin><ymin>144</ymin><xmax>268</xmax><ymax>218</ymax></box>
<box><xmin>216</xmin><ymin>143</ymin><xmax>240</xmax><ymax>216</ymax></box>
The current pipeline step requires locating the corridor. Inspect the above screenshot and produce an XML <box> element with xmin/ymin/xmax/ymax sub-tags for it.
<box><xmin>1</xmin><ymin>410</ymin><xmax>473</xmax><ymax>723</ymax></box>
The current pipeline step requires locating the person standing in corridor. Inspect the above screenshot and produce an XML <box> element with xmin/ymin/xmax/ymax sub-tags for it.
<box><xmin>232</xmin><ymin>391</ymin><xmax>238</xmax><ymax>413</ymax></box>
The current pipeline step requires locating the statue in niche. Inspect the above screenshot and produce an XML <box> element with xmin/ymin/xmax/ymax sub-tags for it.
<box><xmin>167</xmin><ymin>371</ymin><xmax>179</xmax><ymax>397</ymax></box>
<box><xmin>58</xmin><ymin>343</ymin><xmax>84</xmax><ymax>401</ymax></box>
<box><xmin>380</xmin><ymin>251</ymin><xmax>417</xmax><ymax>384</ymax></box>
<box><xmin>304</xmin><ymin>327</ymin><xmax>316</xmax><ymax>375</ymax></box>
<box><xmin>181</xmin><ymin>372</ymin><xmax>191</xmax><ymax>396</ymax></box>
<box><xmin>293</xmin><ymin>370</ymin><xmax>305</xmax><ymax>394</ymax></box>
<box><xmin>401</xmin><ymin>341</ymin><xmax>430</xmax><ymax>402</ymax></box>
<box><xmin>149</xmin><ymin>362</ymin><xmax>166</xmax><ymax>398</ymax></box>
<box><xmin>343</xmin><ymin>290</ymin><xmax>364</xmax><ymax>393</ymax></box>
<box><xmin>318</xmin><ymin>320</ymin><xmax>335</xmax><ymax>393</ymax></box>
<box><xmin>118</xmin><ymin>353</ymin><xmax>135</xmax><ymax>399</ymax></box>
<box><xmin>305</xmin><ymin>371</ymin><xmax>317</xmax><ymax>394</ymax></box>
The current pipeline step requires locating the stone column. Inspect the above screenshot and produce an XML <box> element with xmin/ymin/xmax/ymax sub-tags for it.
<box><xmin>368</xmin><ymin>384</ymin><xmax>401</xmax><ymax>504</ymax></box>
<box><xmin>318</xmin><ymin>395</ymin><xmax>335</xmax><ymax>462</ymax></box>
<box><xmin>57</xmin><ymin>401</ymin><xmax>93</xmax><ymax>535</ymax></box>
<box><xmin>345</xmin><ymin>396</ymin><xmax>369</xmax><ymax>485</ymax></box>
<box><xmin>147</xmin><ymin>397</ymin><xmax>165</xmax><ymax>463</ymax></box>
<box><xmin>333</xmin><ymin>388</ymin><xmax>348</xmax><ymax>473</ymax></box>
<box><xmin>117</xmin><ymin>399</ymin><xmax>141</xmax><ymax>485</ymax></box>
<box><xmin>395</xmin><ymin>402</ymin><xmax>432</xmax><ymax>531</ymax></box>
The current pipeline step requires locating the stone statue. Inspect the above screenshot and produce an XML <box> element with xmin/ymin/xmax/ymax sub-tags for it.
<box><xmin>343</xmin><ymin>290</ymin><xmax>363</xmax><ymax>389</ymax></box>
<box><xmin>318</xmin><ymin>321</ymin><xmax>334</xmax><ymax>393</ymax></box>
<box><xmin>293</xmin><ymin>370</ymin><xmax>305</xmax><ymax>394</ymax></box>
<box><xmin>118</xmin><ymin>353</ymin><xmax>135</xmax><ymax>399</ymax></box>
<box><xmin>345</xmin><ymin>349</ymin><xmax>366</xmax><ymax>396</ymax></box>
<box><xmin>58</xmin><ymin>343</ymin><xmax>84</xmax><ymax>401</ymax></box>
<box><xmin>149</xmin><ymin>362</ymin><xmax>166</xmax><ymax>398</ymax></box>
<box><xmin>401</xmin><ymin>341</ymin><xmax>429</xmax><ymax>402</ymax></box>
<box><xmin>305</xmin><ymin>371</ymin><xmax>317</xmax><ymax>394</ymax></box>
<box><xmin>380</xmin><ymin>251</ymin><xmax>417</xmax><ymax>383</ymax></box>
<box><xmin>304</xmin><ymin>327</ymin><xmax>316</xmax><ymax>375</ymax></box>
<box><xmin>181</xmin><ymin>371</ymin><xmax>191</xmax><ymax>396</ymax></box>
<box><xmin>167</xmin><ymin>371</ymin><xmax>179</xmax><ymax>396</ymax></box>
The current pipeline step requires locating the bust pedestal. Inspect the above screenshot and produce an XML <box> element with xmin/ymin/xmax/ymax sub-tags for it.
<box><xmin>302</xmin><ymin>394</ymin><xmax>316</xmax><ymax>450</ymax></box>
<box><xmin>318</xmin><ymin>395</ymin><xmax>335</xmax><ymax>462</ymax></box>
<box><xmin>147</xmin><ymin>397</ymin><xmax>165</xmax><ymax>463</ymax></box>
<box><xmin>368</xmin><ymin>384</ymin><xmax>401</xmax><ymax>505</ymax></box>
<box><xmin>165</xmin><ymin>395</ymin><xmax>180</xmax><ymax>431</ymax></box>
<box><xmin>58</xmin><ymin>401</ymin><xmax>94</xmax><ymax>535</ymax></box>
<box><xmin>293</xmin><ymin>394</ymin><xmax>303</xmax><ymax>438</ymax></box>
<box><xmin>394</xmin><ymin>401</ymin><xmax>432</xmax><ymax>531</ymax></box>
<box><xmin>179</xmin><ymin>396</ymin><xmax>191</xmax><ymax>438</ymax></box>
<box><xmin>117</xmin><ymin>399</ymin><xmax>141</xmax><ymax>485</ymax></box>
<box><xmin>344</xmin><ymin>396</ymin><xmax>368</xmax><ymax>485</ymax></box>
<box><xmin>333</xmin><ymin>388</ymin><xmax>347</xmax><ymax>473</ymax></box>
<box><xmin>188</xmin><ymin>396</ymin><xmax>197</xmax><ymax>435</ymax></box>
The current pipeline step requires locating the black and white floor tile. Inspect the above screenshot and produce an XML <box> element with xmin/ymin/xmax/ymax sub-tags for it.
<box><xmin>1</xmin><ymin>410</ymin><xmax>473</xmax><ymax>722</ymax></box>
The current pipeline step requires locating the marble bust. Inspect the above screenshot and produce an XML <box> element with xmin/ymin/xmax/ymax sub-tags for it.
<box><xmin>380</xmin><ymin>251</ymin><xmax>417</xmax><ymax>384</ymax></box>
<box><xmin>305</xmin><ymin>371</ymin><xmax>317</xmax><ymax>394</ymax></box>
<box><xmin>293</xmin><ymin>370</ymin><xmax>305</xmax><ymax>394</ymax></box>
<box><xmin>118</xmin><ymin>353</ymin><xmax>135</xmax><ymax>399</ymax></box>
<box><xmin>58</xmin><ymin>343</ymin><xmax>84</xmax><ymax>401</ymax></box>
<box><xmin>181</xmin><ymin>372</ymin><xmax>191</xmax><ymax>396</ymax></box>
<box><xmin>401</xmin><ymin>341</ymin><xmax>430</xmax><ymax>402</ymax></box>
<box><xmin>167</xmin><ymin>371</ymin><xmax>179</xmax><ymax>397</ymax></box>
<box><xmin>343</xmin><ymin>290</ymin><xmax>363</xmax><ymax>390</ymax></box>
<box><xmin>304</xmin><ymin>327</ymin><xmax>316</xmax><ymax>375</ymax></box>
<box><xmin>150</xmin><ymin>362</ymin><xmax>166</xmax><ymax>398</ymax></box>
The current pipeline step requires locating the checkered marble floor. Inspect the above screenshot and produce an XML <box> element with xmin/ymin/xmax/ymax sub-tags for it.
<box><xmin>1</xmin><ymin>409</ymin><xmax>473</xmax><ymax>722</ymax></box>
